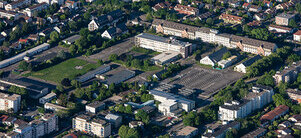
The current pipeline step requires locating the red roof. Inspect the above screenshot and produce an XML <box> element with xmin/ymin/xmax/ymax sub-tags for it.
<box><xmin>243</xmin><ymin>3</ymin><xmax>250</xmax><ymax>7</ymax></box>
<box><xmin>19</xmin><ymin>39</ymin><xmax>28</xmax><ymax>43</ymax></box>
<box><xmin>260</xmin><ymin>105</ymin><xmax>289</xmax><ymax>121</ymax></box>
<box><xmin>0</xmin><ymin>115</ymin><xmax>8</xmax><ymax>122</ymax></box>
<box><xmin>294</xmin><ymin>30</ymin><xmax>301</xmax><ymax>36</ymax></box>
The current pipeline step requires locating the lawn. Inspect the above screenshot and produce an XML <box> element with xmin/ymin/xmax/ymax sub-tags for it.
<box><xmin>131</xmin><ymin>47</ymin><xmax>160</xmax><ymax>56</ymax></box>
<box><xmin>26</xmin><ymin>58</ymin><xmax>99</xmax><ymax>83</ymax></box>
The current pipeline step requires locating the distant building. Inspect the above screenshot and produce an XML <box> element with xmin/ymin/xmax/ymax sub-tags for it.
<box><xmin>44</xmin><ymin>103</ymin><xmax>67</xmax><ymax>111</ymax></box>
<box><xmin>86</xmin><ymin>101</ymin><xmax>105</xmax><ymax>114</ymax></box>
<box><xmin>0</xmin><ymin>92</ymin><xmax>21</xmax><ymax>113</ymax></box>
<box><xmin>241</xmin><ymin>127</ymin><xmax>266</xmax><ymax>138</ymax></box>
<box><xmin>5</xmin><ymin>0</ymin><xmax>31</xmax><ymax>11</ymax></box>
<box><xmin>0</xmin><ymin>9</ymin><xmax>21</xmax><ymax>20</ymax></box>
<box><xmin>217</xmin><ymin>55</ymin><xmax>237</xmax><ymax>69</ymax></box>
<box><xmin>219</xmin><ymin>85</ymin><xmax>274</xmax><ymax>121</ymax></box>
<box><xmin>76</xmin><ymin>65</ymin><xmax>111</xmax><ymax>83</ymax></box>
<box><xmin>105</xmin><ymin>113</ymin><xmax>122</xmax><ymax>128</ymax></box>
<box><xmin>105</xmin><ymin>69</ymin><xmax>135</xmax><ymax>86</ymax></box>
<box><xmin>101</xmin><ymin>24</ymin><xmax>128</xmax><ymax>39</ymax></box>
<box><xmin>268</xmin><ymin>24</ymin><xmax>293</xmax><ymax>34</ymax></box>
<box><xmin>39</xmin><ymin>92</ymin><xmax>56</xmax><ymax>104</ymax></box>
<box><xmin>129</xmin><ymin>121</ymin><xmax>144</xmax><ymax>128</ymax></box>
<box><xmin>260</xmin><ymin>105</ymin><xmax>289</xmax><ymax>125</ymax></box>
<box><xmin>88</xmin><ymin>9</ymin><xmax>124</xmax><ymax>31</ymax></box>
<box><xmin>62</xmin><ymin>35</ymin><xmax>81</xmax><ymax>45</ymax></box>
<box><xmin>219</xmin><ymin>13</ymin><xmax>244</xmax><ymax>24</ymax></box>
<box><xmin>293</xmin><ymin>30</ymin><xmax>301</xmax><ymax>42</ymax></box>
<box><xmin>149</xmin><ymin>90</ymin><xmax>195</xmax><ymax>117</ymax></box>
<box><xmin>37</xmin><ymin>0</ymin><xmax>64</xmax><ymax>5</ymax></box>
<box><xmin>152</xmin><ymin>1</ymin><xmax>171</xmax><ymax>11</ymax></box>
<box><xmin>275</xmin><ymin>13</ymin><xmax>295</xmax><ymax>26</ymax></box>
<box><xmin>200</xmin><ymin>47</ymin><xmax>228</xmax><ymax>66</ymax></box>
<box><xmin>234</xmin><ymin>55</ymin><xmax>262</xmax><ymax>73</ymax></box>
<box><xmin>273</xmin><ymin>61</ymin><xmax>301</xmax><ymax>84</ymax></box>
<box><xmin>72</xmin><ymin>114</ymin><xmax>111</xmax><ymax>137</ymax></box>
<box><xmin>24</xmin><ymin>2</ymin><xmax>48</xmax><ymax>17</ymax></box>
<box><xmin>151</xmin><ymin>51</ymin><xmax>180</xmax><ymax>65</ymax></box>
<box><xmin>176</xmin><ymin>126</ymin><xmax>198</xmax><ymax>138</ymax></box>
<box><xmin>286</xmin><ymin>89</ymin><xmax>301</xmax><ymax>103</ymax></box>
<box><xmin>135</xmin><ymin>33</ymin><xmax>195</xmax><ymax>58</ymax></box>
<box><xmin>30</xmin><ymin>114</ymin><xmax>58</xmax><ymax>137</ymax></box>
<box><xmin>174</xmin><ymin>4</ymin><xmax>199</xmax><ymax>15</ymax></box>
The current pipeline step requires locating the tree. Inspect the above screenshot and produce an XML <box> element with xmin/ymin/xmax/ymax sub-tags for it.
<box><xmin>295</xmin><ymin>3</ymin><xmax>301</xmax><ymax>14</ymax></box>
<box><xmin>79</xmin><ymin>28</ymin><xmax>89</xmax><ymax>37</ymax></box>
<box><xmin>57</xmin><ymin>50</ymin><xmax>68</xmax><ymax>59</ymax></box>
<box><xmin>226</xmin><ymin>129</ymin><xmax>234</xmax><ymax>138</ymax></box>
<box><xmin>109</xmin><ymin>54</ymin><xmax>118</xmax><ymax>61</ymax></box>
<box><xmin>61</xmin><ymin>78</ymin><xmax>71</xmax><ymax>86</ymax></box>
<box><xmin>289</xmin><ymin>19</ymin><xmax>298</xmax><ymax>28</ymax></box>
<box><xmin>118</xmin><ymin>125</ymin><xmax>130</xmax><ymax>138</ymax></box>
<box><xmin>206</xmin><ymin>18</ymin><xmax>214</xmax><ymax>26</ymax></box>
<box><xmin>71</xmin><ymin>80</ymin><xmax>81</xmax><ymax>88</ymax></box>
<box><xmin>135</xmin><ymin>109</ymin><xmax>150</xmax><ymax>124</ymax></box>
<box><xmin>222</xmin><ymin>51</ymin><xmax>231</xmax><ymax>60</ymax></box>
<box><xmin>146</xmin><ymin>12</ymin><xmax>153</xmax><ymax>21</ymax></box>
<box><xmin>125</xmin><ymin>105</ymin><xmax>132</xmax><ymax>114</ymax></box>
<box><xmin>50</xmin><ymin>31</ymin><xmax>59</xmax><ymax>42</ymax></box>
<box><xmin>18</xmin><ymin>61</ymin><xmax>30</xmax><ymax>71</ymax></box>
<box><xmin>97</xmin><ymin>59</ymin><xmax>104</xmax><ymax>65</ymax></box>
<box><xmin>250</xmin><ymin>28</ymin><xmax>271</xmax><ymax>40</ymax></box>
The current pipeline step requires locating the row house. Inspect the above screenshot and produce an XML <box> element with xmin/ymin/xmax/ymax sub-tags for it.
<box><xmin>202</xmin><ymin>121</ymin><xmax>240</xmax><ymax>138</ymax></box>
<box><xmin>260</xmin><ymin>105</ymin><xmax>289</xmax><ymax>126</ymax></box>
<box><xmin>24</xmin><ymin>2</ymin><xmax>49</xmax><ymax>17</ymax></box>
<box><xmin>273</xmin><ymin>61</ymin><xmax>301</xmax><ymax>84</ymax></box>
<box><xmin>174</xmin><ymin>4</ymin><xmax>199</xmax><ymax>15</ymax></box>
<box><xmin>0</xmin><ymin>9</ymin><xmax>21</xmax><ymax>20</ymax></box>
<box><xmin>88</xmin><ymin>9</ymin><xmax>124</xmax><ymax>31</ymax></box>
<box><xmin>5</xmin><ymin>0</ymin><xmax>31</xmax><ymax>11</ymax></box>
<box><xmin>72</xmin><ymin>114</ymin><xmax>111</xmax><ymax>137</ymax></box>
<box><xmin>219</xmin><ymin>13</ymin><xmax>244</xmax><ymax>24</ymax></box>
<box><xmin>37</xmin><ymin>0</ymin><xmax>64</xmax><ymax>5</ymax></box>
<box><xmin>268</xmin><ymin>24</ymin><xmax>293</xmax><ymax>34</ymax></box>
<box><xmin>219</xmin><ymin>85</ymin><xmax>274</xmax><ymax>121</ymax></box>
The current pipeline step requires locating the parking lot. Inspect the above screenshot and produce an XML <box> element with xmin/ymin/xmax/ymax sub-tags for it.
<box><xmin>163</xmin><ymin>65</ymin><xmax>243</xmax><ymax>98</ymax></box>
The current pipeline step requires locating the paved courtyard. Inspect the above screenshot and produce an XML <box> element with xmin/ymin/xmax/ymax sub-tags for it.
<box><xmin>163</xmin><ymin>65</ymin><xmax>243</xmax><ymax>98</ymax></box>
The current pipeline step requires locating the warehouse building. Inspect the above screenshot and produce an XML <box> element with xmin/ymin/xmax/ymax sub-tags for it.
<box><xmin>76</xmin><ymin>65</ymin><xmax>111</xmax><ymax>83</ymax></box>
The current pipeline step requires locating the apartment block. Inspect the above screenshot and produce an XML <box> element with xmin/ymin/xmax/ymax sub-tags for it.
<box><xmin>73</xmin><ymin>114</ymin><xmax>111</xmax><ymax>137</ymax></box>
<box><xmin>0</xmin><ymin>9</ymin><xmax>21</xmax><ymax>20</ymax></box>
<box><xmin>135</xmin><ymin>33</ymin><xmax>195</xmax><ymax>58</ymax></box>
<box><xmin>219</xmin><ymin>13</ymin><xmax>244</xmax><ymax>24</ymax></box>
<box><xmin>275</xmin><ymin>13</ymin><xmax>295</xmax><ymax>26</ymax></box>
<box><xmin>273</xmin><ymin>61</ymin><xmax>301</xmax><ymax>84</ymax></box>
<box><xmin>24</xmin><ymin>2</ymin><xmax>49</xmax><ymax>17</ymax></box>
<box><xmin>219</xmin><ymin>85</ymin><xmax>274</xmax><ymax>121</ymax></box>
<box><xmin>149</xmin><ymin>90</ymin><xmax>195</xmax><ymax>117</ymax></box>
<box><xmin>88</xmin><ymin>9</ymin><xmax>124</xmax><ymax>31</ymax></box>
<box><xmin>37</xmin><ymin>0</ymin><xmax>64</xmax><ymax>5</ymax></box>
<box><xmin>30</xmin><ymin>114</ymin><xmax>58</xmax><ymax>138</ymax></box>
<box><xmin>0</xmin><ymin>92</ymin><xmax>21</xmax><ymax>113</ymax></box>
<box><xmin>5</xmin><ymin>0</ymin><xmax>31</xmax><ymax>11</ymax></box>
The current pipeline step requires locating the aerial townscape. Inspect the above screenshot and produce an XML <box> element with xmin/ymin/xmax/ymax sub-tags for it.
<box><xmin>0</xmin><ymin>0</ymin><xmax>301</xmax><ymax>137</ymax></box>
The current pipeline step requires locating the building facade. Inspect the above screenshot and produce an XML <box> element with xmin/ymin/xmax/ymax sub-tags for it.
<box><xmin>273</xmin><ymin>61</ymin><xmax>301</xmax><ymax>84</ymax></box>
<box><xmin>0</xmin><ymin>92</ymin><xmax>21</xmax><ymax>113</ymax></box>
<box><xmin>275</xmin><ymin>13</ymin><xmax>295</xmax><ymax>26</ymax></box>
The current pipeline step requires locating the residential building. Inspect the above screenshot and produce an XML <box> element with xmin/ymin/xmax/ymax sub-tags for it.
<box><xmin>248</xmin><ymin>5</ymin><xmax>262</xmax><ymax>12</ymax></box>
<box><xmin>72</xmin><ymin>114</ymin><xmax>111</xmax><ymax>137</ymax></box>
<box><xmin>149</xmin><ymin>90</ymin><xmax>195</xmax><ymax>117</ymax></box>
<box><xmin>228</xmin><ymin>0</ymin><xmax>241</xmax><ymax>7</ymax></box>
<box><xmin>39</xmin><ymin>92</ymin><xmax>56</xmax><ymax>104</ymax></box>
<box><xmin>275</xmin><ymin>13</ymin><xmax>296</xmax><ymax>26</ymax></box>
<box><xmin>101</xmin><ymin>24</ymin><xmax>128</xmax><ymax>39</ymax></box>
<box><xmin>86</xmin><ymin>101</ymin><xmax>106</xmax><ymax>114</ymax></box>
<box><xmin>24</xmin><ymin>2</ymin><xmax>48</xmax><ymax>17</ymax></box>
<box><xmin>37</xmin><ymin>0</ymin><xmax>64</xmax><ymax>5</ymax></box>
<box><xmin>230</xmin><ymin>35</ymin><xmax>277</xmax><ymax>56</ymax></box>
<box><xmin>152</xmin><ymin>1</ymin><xmax>171</xmax><ymax>11</ymax></box>
<box><xmin>76</xmin><ymin>65</ymin><xmax>111</xmax><ymax>83</ymax></box>
<box><xmin>217</xmin><ymin>56</ymin><xmax>237</xmax><ymax>69</ymax></box>
<box><xmin>234</xmin><ymin>55</ymin><xmax>261</xmax><ymax>73</ymax></box>
<box><xmin>0</xmin><ymin>92</ymin><xmax>21</xmax><ymax>113</ymax></box>
<box><xmin>293</xmin><ymin>30</ymin><xmax>301</xmax><ymax>42</ymax></box>
<box><xmin>129</xmin><ymin>121</ymin><xmax>144</xmax><ymax>128</ymax></box>
<box><xmin>273</xmin><ymin>61</ymin><xmax>301</xmax><ymax>84</ymax></box>
<box><xmin>268</xmin><ymin>24</ymin><xmax>293</xmax><ymax>33</ymax></box>
<box><xmin>5</xmin><ymin>0</ymin><xmax>31</xmax><ymax>11</ymax></box>
<box><xmin>286</xmin><ymin>89</ymin><xmax>301</xmax><ymax>103</ymax></box>
<box><xmin>88</xmin><ymin>9</ymin><xmax>124</xmax><ymax>31</ymax></box>
<box><xmin>219</xmin><ymin>85</ymin><xmax>274</xmax><ymax>121</ymax></box>
<box><xmin>30</xmin><ymin>114</ymin><xmax>58</xmax><ymax>137</ymax></box>
<box><xmin>105</xmin><ymin>113</ymin><xmax>122</xmax><ymax>128</ymax></box>
<box><xmin>105</xmin><ymin>69</ymin><xmax>135</xmax><ymax>86</ymax></box>
<box><xmin>62</xmin><ymin>35</ymin><xmax>81</xmax><ymax>44</ymax></box>
<box><xmin>176</xmin><ymin>126</ymin><xmax>198</xmax><ymax>138</ymax></box>
<box><xmin>253</xmin><ymin>13</ymin><xmax>266</xmax><ymax>21</ymax></box>
<box><xmin>135</xmin><ymin>33</ymin><xmax>195</xmax><ymax>58</ymax></box>
<box><xmin>14</xmin><ymin>124</ymin><xmax>33</xmax><ymax>138</ymax></box>
<box><xmin>200</xmin><ymin>47</ymin><xmax>228</xmax><ymax>66</ymax></box>
<box><xmin>0</xmin><ymin>0</ymin><xmax>7</xmax><ymax>9</ymax></box>
<box><xmin>288</xmin><ymin>114</ymin><xmax>301</xmax><ymax>123</ymax></box>
<box><xmin>202</xmin><ymin>121</ymin><xmax>240</xmax><ymax>138</ymax></box>
<box><xmin>260</xmin><ymin>105</ymin><xmax>289</xmax><ymax>125</ymax></box>
<box><xmin>263</xmin><ymin>0</ymin><xmax>273</xmax><ymax>7</ymax></box>
<box><xmin>65</xmin><ymin>0</ymin><xmax>79</xmax><ymax>9</ymax></box>
<box><xmin>241</xmin><ymin>128</ymin><xmax>266</xmax><ymax>138</ymax></box>
<box><xmin>174</xmin><ymin>4</ymin><xmax>199</xmax><ymax>15</ymax></box>
<box><xmin>0</xmin><ymin>9</ymin><xmax>21</xmax><ymax>20</ymax></box>
<box><xmin>219</xmin><ymin>13</ymin><xmax>243</xmax><ymax>24</ymax></box>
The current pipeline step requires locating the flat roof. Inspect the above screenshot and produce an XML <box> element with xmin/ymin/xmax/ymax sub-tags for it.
<box><xmin>76</xmin><ymin>65</ymin><xmax>110</xmax><ymax>81</ymax></box>
<box><xmin>149</xmin><ymin>89</ymin><xmax>195</xmax><ymax>105</ymax></box>
<box><xmin>86</xmin><ymin>101</ymin><xmax>105</xmax><ymax>108</ymax></box>
<box><xmin>151</xmin><ymin>51</ymin><xmax>180</xmax><ymax>63</ymax></box>
<box><xmin>105</xmin><ymin>70</ymin><xmax>135</xmax><ymax>85</ymax></box>
<box><xmin>63</xmin><ymin>35</ymin><xmax>81</xmax><ymax>43</ymax></box>
<box><xmin>136</xmin><ymin>33</ymin><xmax>192</xmax><ymax>47</ymax></box>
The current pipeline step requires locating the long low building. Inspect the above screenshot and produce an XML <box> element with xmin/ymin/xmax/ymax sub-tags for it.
<box><xmin>105</xmin><ymin>70</ymin><xmax>135</xmax><ymax>86</ymax></box>
<box><xmin>135</xmin><ymin>33</ymin><xmax>195</xmax><ymax>58</ymax></box>
<box><xmin>0</xmin><ymin>9</ymin><xmax>22</xmax><ymax>20</ymax></box>
<box><xmin>76</xmin><ymin>65</ymin><xmax>111</xmax><ymax>83</ymax></box>
<box><xmin>0</xmin><ymin>43</ymin><xmax>50</xmax><ymax>68</ymax></box>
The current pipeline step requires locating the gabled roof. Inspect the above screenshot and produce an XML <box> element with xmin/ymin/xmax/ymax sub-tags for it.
<box><xmin>231</xmin><ymin>35</ymin><xmax>276</xmax><ymax>50</ymax></box>
<box><xmin>294</xmin><ymin>30</ymin><xmax>301</xmax><ymax>36</ymax></box>
<box><xmin>105</xmin><ymin>24</ymin><xmax>127</xmax><ymax>37</ymax></box>
<box><xmin>207</xmin><ymin>47</ymin><xmax>228</xmax><ymax>62</ymax></box>
<box><xmin>241</xmin><ymin>55</ymin><xmax>262</xmax><ymax>67</ymax></box>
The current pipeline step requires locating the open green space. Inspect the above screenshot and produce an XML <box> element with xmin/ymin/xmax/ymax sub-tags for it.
<box><xmin>131</xmin><ymin>47</ymin><xmax>161</xmax><ymax>56</ymax></box>
<box><xmin>25</xmin><ymin>58</ymin><xmax>98</xmax><ymax>83</ymax></box>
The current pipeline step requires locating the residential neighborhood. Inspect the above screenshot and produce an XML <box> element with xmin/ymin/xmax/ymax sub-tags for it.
<box><xmin>0</xmin><ymin>0</ymin><xmax>300</xmax><ymax>137</ymax></box>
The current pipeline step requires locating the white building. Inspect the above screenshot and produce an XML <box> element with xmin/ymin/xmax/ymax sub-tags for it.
<box><xmin>37</xmin><ymin>0</ymin><xmax>64</xmax><ymax>5</ymax></box>
<box><xmin>0</xmin><ymin>9</ymin><xmax>22</xmax><ymax>20</ymax></box>
<box><xmin>76</xmin><ymin>65</ymin><xmax>111</xmax><ymax>83</ymax></box>
<box><xmin>200</xmin><ymin>47</ymin><xmax>228</xmax><ymax>66</ymax></box>
<box><xmin>135</xmin><ymin>33</ymin><xmax>195</xmax><ymax>58</ymax></box>
<box><xmin>105</xmin><ymin>113</ymin><xmax>122</xmax><ymax>128</ymax></box>
<box><xmin>5</xmin><ymin>0</ymin><xmax>31</xmax><ymax>11</ymax></box>
<box><xmin>294</xmin><ymin>30</ymin><xmax>301</xmax><ymax>42</ymax></box>
<box><xmin>0</xmin><ymin>92</ymin><xmax>21</xmax><ymax>113</ymax></box>
<box><xmin>234</xmin><ymin>55</ymin><xmax>262</xmax><ymax>73</ymax></box>
<box><xmin>24</xmin><ymin>2</ymin><xmax>48</xmax><ymax>17</ymax></box>
<box><xmin>39</xmin><ymin>92</ymin><xmax>56</xmax><ymax>104</ymax></box>
<box><xmin>151</xmin><ymin>51</ymin><xmax>180</xmax><ymax>65</ymax></box>
<box><xmin>86</xmin><ymin>101</ymin><xmax>105</xmax><ymax>114</ymax></box>
<box><xmin>73</xmin><ymin>114</ymin><xmax>111</xmax><ymax>137</ymax></box>
<box><xmin>30</xmin><ymin>114</ymin><xmax>58</xmax><ymax>137</ymax></box>
<box><xmin>219</xmin><ymin>85</ymin><xmax>274</xmax><ymax>121</ymax></box>
<box><xmin>149</xmin><ymin>90</ymin><xmax>195</xmax><ymax>117</ymax></box>
<box><xmin>44</xmin><ymin>103</ymin><xmax>67</xmax><ymax>111</ymax></box>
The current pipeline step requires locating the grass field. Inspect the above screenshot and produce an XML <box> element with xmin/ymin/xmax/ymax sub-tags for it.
<box><xmin>26</xmin><ymin>58</ymin><xmax>99</xmax><ymax>83</ymax></box>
